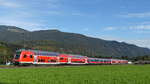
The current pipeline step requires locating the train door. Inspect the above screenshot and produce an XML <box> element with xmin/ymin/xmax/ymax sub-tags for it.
<box><xmin>33</xmin><ymin>55</ymin><xmax>38</xmax><ymax>64</ymax></box>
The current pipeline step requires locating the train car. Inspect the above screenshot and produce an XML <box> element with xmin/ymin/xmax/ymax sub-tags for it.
<box><xmin>13</xmin><ymin>49</ymin><xmax>60</xmax><ymax>65</ymax></box>
<box><xmin>111</xmin><ymin>59</ymin><xmax>128</xmax><ymax>64</ymax></box>
<box><xmin>68</xmin><ymin>54</ymin><xmax>88</xmax><ymax>64</ymax></box>
<box><xmin>58</xmin><ymin>54</ymin><xmax>70</xmax><ymax>64</ymax></box>
<box><xmin>88</xmin><ymin>58</ymin><xmax>111</xmax><ymax>64</ymax></box>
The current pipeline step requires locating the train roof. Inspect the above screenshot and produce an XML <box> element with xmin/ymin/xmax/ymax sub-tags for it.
<box><xmin>88</xmin><ymin>58</ymin><xmax>128</xmax><ymax>61</ymax></box>
<box><xmin>111</xmin><ymin>59</ymin><xmax>128</xmax><ymax>61</ymax></box>
<box><xmin>17</xmin><ymin>49</ymin><xmax>88</xmax><ymax>57</ymax></box>
<box><xmin>68</xmin><ymin>54</ymin><xmax>87</xmax><ymax>58</ymax></box>
<box><xmin>17</xmin><ymin>49</ymin><xmax>60</xmax><ymax>56</ymax></box>
<box><xmin>88</xmin><ymin>58</ymin><xmax>111</xmax><ymax>60</ymax></box>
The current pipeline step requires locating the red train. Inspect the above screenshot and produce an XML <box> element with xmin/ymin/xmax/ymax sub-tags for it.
<box><xmin>13</xmin><ymin>49</ymin><xmax>128</xmax><ymax>65</ymax></box>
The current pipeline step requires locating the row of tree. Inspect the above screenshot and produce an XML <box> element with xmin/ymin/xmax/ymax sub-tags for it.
<box><xmin>0</xmin><ymin>41</ymin><xmax>150</xmax><ymax>64</ymax></box>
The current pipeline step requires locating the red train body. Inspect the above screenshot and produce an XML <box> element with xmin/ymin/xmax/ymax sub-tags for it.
<box><xmin>13</xmin><ymin>49</ymin><xmax>128</xmax><ymax>65</ymax></box>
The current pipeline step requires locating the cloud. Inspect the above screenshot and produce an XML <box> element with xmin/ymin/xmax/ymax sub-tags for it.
<box><xmin>140</xmin><ymin>22</ymin><xmax>150</xmax><ymax>25</ymax></box>
<box><xmin>104</xmin><ymin>23</ymin><xmax>150</xmax><ymax>33</ymax></box>
<box><xmin>129</xmin><ymin>25</ymin><xmax>150</xmax><ymax>30</ymax></box>
<box><xmin>0</xmin><ymin>11</ymin><xmax>61</xmax><ymax>31</ymax></box>
<box><xmin>125</xmin><ymin>40</ymin><xmax>150</xmax><ymax>48</ymax></box>
<box><xmin>99</xmin><ymin>35</ymin><xmax>150</xmax><ymax>48</ymax></box>
<box><xmin>104</xmin><ymin>27</ymin><xmax>117</xmax><ymax>31</ymax></box>
<box><xmin>118</xmin><ymin>12</ymin><xmax>150</xmax><ymax>18</ymax></box>
<box><xmin>99</xmin><ymin>35</ymin><xmax>121</xmax><ymax>41</ymax></box>
<box><xmin>0</xmin><ymin>0</ymin><xmax>62</xmax><ymax>31</ymax></box>
<box><xmin>0</xmin><ymin>20</ymin><xmax>42</xmax><ymax>31</ymax></box>
<box><xmin>0</xmin><ymin>19</ymin><xmax>62</xmax><ymax>31</ymax></box>
<box><xmin>0</xmin><ymin>0</ymin><xmax>20</xmax><ymax>8</ymax></box>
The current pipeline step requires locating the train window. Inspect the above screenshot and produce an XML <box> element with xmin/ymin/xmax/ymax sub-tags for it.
<box><xmin>38</xmin><ymin>59</ymin><xmax>45</xmax><ymax>62</ymax></box>
<box><xmin>15</xmin><ymin>55</ymin><xmax>20</xmax><ymax>59</ymax></box>
<box><xmin>96</xmin><ymin>60</ymin><xmax>99</xmax><ymax>62</ymax></box>
<box><xmin>30</xmin><ymin>55</ymin><xmax>33</xmax><ymax>58</ymax></box>
<box><xmin>60</xmin><ymin>57</ymin><xmax>64</xmax><ymax>60</ymax></box>
<box><xmin>48</xmin><ymin>60</ymin><xmax>51</xmax><ymax>62</ymax></box>
<box><xmin>16</xmin><ymin>52</ymin><xmax>21</xmax><ymax>55</ymax></box>
<box><xmin>38</xmin><ymin>59</ymin><xmax>41</xmax><ymax>62</ymax></box>
<box><xmin>99</xmin><ymin>60</ymin><xmax>103</xmax><ymax>62</ymax></box>
<box><xmin>23</xmin><ymin>55</ymin><xmax>27</xmax><ymax>58</ymax></box>
<box><xmin>51</xmin><ymin>60</ymin><xmax>56</xmax><ymax>62</ymax></box>
<box><xmin>15</xmin><ymin>51</ymin><xmax>21</xmax><ymax>59</ymax></box>
<box><xmin>41</xmin><ymin>59</ymin><xmax>45</xmax><ymax>62</ymax></box>
<box><xmin>104</xmin><ymin>60</ymin><xmax>108</xmax><ymax>62</ymax></box>
<box><xmin>90</xmin><ymin>59</ymin><xmax>95</xmax><ymax>62</ymax></box>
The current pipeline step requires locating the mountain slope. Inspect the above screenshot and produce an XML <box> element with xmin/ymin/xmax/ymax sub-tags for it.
<box><xmin>0</xmin><ymin>25</ymin><xmax>150</xmax><ymax>57</ymax></box>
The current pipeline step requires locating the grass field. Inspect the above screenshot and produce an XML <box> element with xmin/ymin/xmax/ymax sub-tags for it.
<box><xmin>0</xmin><ymin>65</ymin><xmax>150</xmax><ymax>84</ymax></box>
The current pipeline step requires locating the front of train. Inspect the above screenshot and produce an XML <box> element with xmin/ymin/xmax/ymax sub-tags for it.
<box><xmin>13</xmin><ymin>49</ymin><xmax>35</xmax><ymax>65</ymax></box>
<box><xmin>13</xmin><ymin>49</ymin><xmax>22</xmax><ymax>65</ymax></box>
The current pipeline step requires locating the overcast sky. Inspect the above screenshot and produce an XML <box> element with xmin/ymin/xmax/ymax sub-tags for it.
<box><xmin>0</xmin><ymin>0</ymin><xmax>150</xmax><ymax>48</ymax></box>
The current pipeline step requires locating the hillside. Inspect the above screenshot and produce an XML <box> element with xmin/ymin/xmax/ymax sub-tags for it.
<box><xmin>0</xmin><ymin>25</ymin><xmax>150</xmax><ymax>58</ymax></box>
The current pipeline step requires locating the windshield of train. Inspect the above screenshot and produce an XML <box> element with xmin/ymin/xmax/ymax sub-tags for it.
<box><xmin>15</xmin><ymin>51</ymin><xmax>21</xmax><ymax>59</ymax></box>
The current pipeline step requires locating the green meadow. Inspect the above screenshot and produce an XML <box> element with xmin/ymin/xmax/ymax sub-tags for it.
<box><xmin>0</xmin><ymin>65</ymin><xmax>150</xmax><ymax>84</ymax></box>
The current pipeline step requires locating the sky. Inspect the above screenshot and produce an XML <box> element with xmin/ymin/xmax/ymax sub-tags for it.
<box><xmin>0</xmin><ymin>0</ymin><xmax>150</xmax><ymax>48</ymax></box>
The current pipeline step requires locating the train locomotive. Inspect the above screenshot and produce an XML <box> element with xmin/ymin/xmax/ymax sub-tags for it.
<box><xmin>13</xmin><ymin>49</ymin><xmax>128</xmax><ymax>65</ymax></box>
